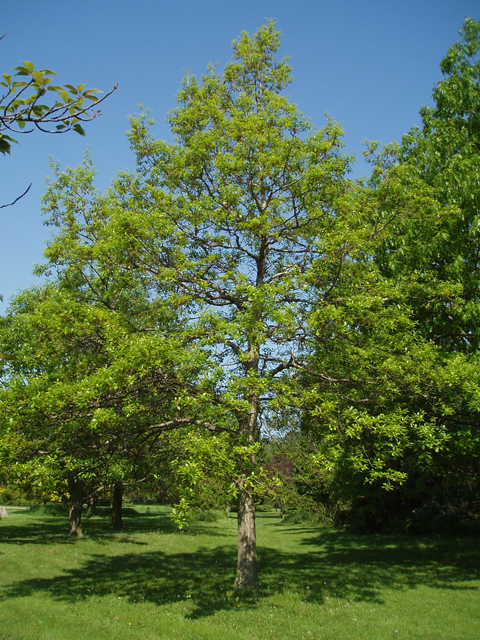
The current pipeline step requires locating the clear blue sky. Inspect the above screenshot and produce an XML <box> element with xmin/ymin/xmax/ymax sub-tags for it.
<box><xmin>1</xmin><ymin>0</ymin><xmax>478</xmax><ymax>311</ymax></box>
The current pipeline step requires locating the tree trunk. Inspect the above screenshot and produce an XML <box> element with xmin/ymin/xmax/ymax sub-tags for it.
<box><xmin>234</xmin><ymin>379</ymin><xmax>260</xmax><ymax>589</ymax></box>
<box><xmin>67</xmin><ymin>478</ymin><xmax>85</xmax><ymax>538</ymax></box>
<box><xmin>234</xmin><ymin>486</ymin><xmax>259</xmax><ymax>589</ymax></box>
<box><xmin>111</xmin><ymin>483</ymin><xmax>124</xmax><ymax>528</ymax></box>
<box><xmin>87</xmin><ymin>494</ymin><xmax>98</xmax><ymax>517</ymax></box>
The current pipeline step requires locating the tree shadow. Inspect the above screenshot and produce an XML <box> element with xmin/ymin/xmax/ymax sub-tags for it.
<box><xmin>0</xmin><ymin>518</ymin><xmax>74</xmax><ymax>545</ymax></box>
<box><xmin>284</xmin><ymin>530</ymin><xmax>478</xmax><ymax>600</ymax></box>
<box><xmin>0</xmin><ymin>509</ymin><xmax>228</xmax><ymax>545</ymax></box>
<box><xmin>1</xmin><ymin>521</ymin><xmax>479</xmax><ymax>618</ymax></box>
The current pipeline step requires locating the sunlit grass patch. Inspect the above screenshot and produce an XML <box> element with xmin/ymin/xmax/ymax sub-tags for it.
<box><xmin>0</xmin><ymin>507</ymin><xmax>479</xmax><ymax>639</ymax></box>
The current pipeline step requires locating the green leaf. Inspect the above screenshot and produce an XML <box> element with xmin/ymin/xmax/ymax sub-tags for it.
<box><xmin>32</xmin><ymin>71</ymin><xmax>44</xmax><ymax>86</ymax></box>
<box><xmin>12</xmin><ymin>67</ymin><xmax>30</xmax><ymax>77</ymax></box>
<box><xmin>0</xmin><ymin>137</ymin><xmax>12</xmax><ymax>155</ymax></box>
<box><xmin>23</xmin><ymin>61</ymin><xmax>34</xmax><ymax>73</ymax></box>
<box><xmin>31</xmin><ymin>105</ymin><xmax>45</xmax><ymax>116</ymax></box>
<box><xmin>72</xmin><ymin>123</ymin><xmax>85</xmax><ymax>136</ymax></box>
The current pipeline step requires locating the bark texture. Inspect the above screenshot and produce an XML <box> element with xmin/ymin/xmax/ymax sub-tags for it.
<box><xmin>233</xmin><ymin>364</ymin><xmax>261</xmax><ymax>589</ymax></box>
<box><xmin>67</xmin><ymin>478</ymin><xmax>85</xmax><ymax>538</ymax></box>
<box><xmin>111</xmin><ymin>483</ymin><xmax>124</xmax><ymax>528</ymax></box>
<box><xmin>235</xmin><ymin>487</ymin><xmax>259</xmax><ymax>589</ymax></box>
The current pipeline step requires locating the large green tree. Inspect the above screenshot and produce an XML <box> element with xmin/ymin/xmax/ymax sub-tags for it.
<box><xmin>38</xmin><ymin>22</ymin><xmax>360</xmax><ymax>587</ymax></box>
<box><xmin>303</xmin><ymin>18</ymin><xmax>480</xmax><ymax>529</ymax></box>
<box><xmin>374</xmin><ymin>17</ymin><xmax>480</xmax><ymax>487</ymax></box>
<box><xmin>377</xmin><ymin>17</ymin><xmax>480</xmax><ymax>353</ymax></box>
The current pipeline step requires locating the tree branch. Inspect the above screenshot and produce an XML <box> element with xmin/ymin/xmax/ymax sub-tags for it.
<box><xmin>0</xmin><ymin>183</ymin><xmax>32</xmax><ymax>209</ymax></box>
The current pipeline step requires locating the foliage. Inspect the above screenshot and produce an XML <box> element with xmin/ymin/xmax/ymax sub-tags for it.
<box><xmin>169</xmin><ymin>430</ymin><xmax>274</xmax><ymax>529</ymax></box>
<box><xmin>295</xmin><ymin>18</ymin><xmax>480</xmax><ymax>531</ymax></box>
<box><xmin>373</xmin><ymin>17</ymin><xmax>480</xmax><ymax>354</ymax></box>
<box><xmin>0</xmin><ymin>482</ymin><xmax>52</xmax><ymax>506</ymax></box>
<box><xmin>381</xmin><ymin>18</ymin><xmax>480</xmax><ymax>482</ymax></box>
<box><xmin>0</xmin><ymin>50</ymin><xmax>116</xmax><ymax>156</ymax></box>
<box><xmin>0</xmin><ymin>282</ymin><xmax>195</xmax><ymax>509</ymax></box>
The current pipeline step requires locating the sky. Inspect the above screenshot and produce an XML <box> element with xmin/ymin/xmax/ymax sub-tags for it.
<box><xmin>1</xmin><ymin>0</ymin><xmax>478</xmax><ymax>311</ymax></box>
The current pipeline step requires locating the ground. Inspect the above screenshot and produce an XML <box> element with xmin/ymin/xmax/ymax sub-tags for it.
<box><xmin>0</xmin><ymin>506</ymin><xmax>479</xmax><ymax>639</ymax></box>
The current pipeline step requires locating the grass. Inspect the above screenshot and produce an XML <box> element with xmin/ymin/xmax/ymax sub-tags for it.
<box><xmin>0</xmin><ymin>506</ymin><xmax>479</xmax><ymax>639</ymax></box>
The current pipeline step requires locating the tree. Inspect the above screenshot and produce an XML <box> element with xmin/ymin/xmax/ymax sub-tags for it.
<box><xmin>0</xmin><ymin>282</ymin><xmax>192</xmax><ymax>536</ymax></box>
<box><xmin>373</xmin><ymin>17</ymin><xmax>480</xmax><ymax>486</ymax></box>
<box><xmin>300</xmin><ymin>18</ymin><xmax>480</xmax><ymax>530</ymax></box>
<box><xmin>38</xmin><ymin>22</ymin><xmax>363</xmax><ymax>587</ymax></box>
<box><xmin>300</xmin><ymin>262</ymin><xmax>479</xmax><ymax>530</ymax></box>
<box><xmin>376</xmin><ymin>17</ymin><xmax>480</xmax><ymax>354</ymax></box>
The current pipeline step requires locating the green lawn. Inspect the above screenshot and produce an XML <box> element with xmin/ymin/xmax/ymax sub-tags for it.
<box><xmin>0</xmin><ymin>506</ymin><xmax>479</xmax><ymax>639</ymax></box>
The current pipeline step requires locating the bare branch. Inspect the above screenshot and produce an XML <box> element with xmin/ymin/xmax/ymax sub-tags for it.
<box><xmin>0</xmin><ymin>183</ymin><xmax>32</xmax><ymax>209</ymax></box>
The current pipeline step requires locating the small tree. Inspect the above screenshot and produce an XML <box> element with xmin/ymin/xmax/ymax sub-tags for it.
<box><xmin>0</xmin><ymin>283</ymin><xmax>189</xmax><ymax>536</ymax></box>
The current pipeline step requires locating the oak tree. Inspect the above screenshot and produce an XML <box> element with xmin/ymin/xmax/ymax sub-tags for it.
<box><xmin>40</xmin><ymin>22</ymin><xmax>358</xmax><ymax>587</ymax></box>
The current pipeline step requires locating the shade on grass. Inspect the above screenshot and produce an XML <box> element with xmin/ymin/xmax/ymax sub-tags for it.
<box><xmin>0</xmin><ymin>506</ymin><xmax>479</xmax><ymax>639</ymax></box>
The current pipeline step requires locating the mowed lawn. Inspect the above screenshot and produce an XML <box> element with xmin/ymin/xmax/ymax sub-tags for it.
<box><xmin>0</xmin><ymin>506</ymin><xmax>479</xmax><ymax>640</ymax></box>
